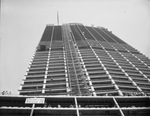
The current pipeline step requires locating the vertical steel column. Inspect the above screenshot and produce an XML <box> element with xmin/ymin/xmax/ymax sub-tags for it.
<box><xmin>42</xmin><ymin>26</ymin><xmax>54</xmax><ymax>94</ymax></box>
<box><xmin>113</xmin><ymin>97</ymin><xmax>125</xmax><ymax>116</ymax></box>
<box><xmin>74</xmin><ymin>97</ymin><xmax>80</xmax><ymax>116</ymax></box>
<box><xmin>30</xmin><ymin>103</ymin><xmax>35</xmax><ymax>116</ymax></box>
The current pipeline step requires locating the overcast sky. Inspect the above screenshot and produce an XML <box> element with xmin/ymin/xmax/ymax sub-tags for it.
<box><xmin>1</xmin><ymin>0</ymin><xmax>150</xmax><ymax>94</ymax></box>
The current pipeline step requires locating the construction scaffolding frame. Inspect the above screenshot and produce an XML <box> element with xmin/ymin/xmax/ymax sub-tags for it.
<box><xmin>62</xmin><ymin>24</ymin><xmax>90</xmax><ymax>96</ymax></box>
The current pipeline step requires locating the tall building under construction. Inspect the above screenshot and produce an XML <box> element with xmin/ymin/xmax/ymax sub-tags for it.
<box><xmin>0</xmin><ymin>23</ymin><xmax>150</xmax><ymax>116</ymax></box>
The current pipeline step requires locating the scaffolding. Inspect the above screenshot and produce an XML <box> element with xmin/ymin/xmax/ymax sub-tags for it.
<box><xmin>62</xmin><ymin>24</ymin><xmax>90</xmax><ymax>96</ymax></box>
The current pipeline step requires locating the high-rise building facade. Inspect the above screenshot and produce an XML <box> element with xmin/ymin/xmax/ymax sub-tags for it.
<box><xmin>0</xmin><ymin>23</ymin><xmax>150</xmax><ymax>116</ymax></box>
<box><xmin>19</xmin><ymin>23</ymin><xmax>150</xmax><ymax>96</ymax></box>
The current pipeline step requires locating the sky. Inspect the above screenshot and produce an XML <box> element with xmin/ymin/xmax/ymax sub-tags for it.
<box><xmin>1</xmin><ymin>0</ymin><xmax>150</xmax><ymax>94</ymax></box>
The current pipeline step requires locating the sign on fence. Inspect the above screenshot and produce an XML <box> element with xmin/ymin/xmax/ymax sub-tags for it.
<box><xmin>25</xmin><ymin>98</ymin><xmax>45</xmax><ymax>104</ymax></box>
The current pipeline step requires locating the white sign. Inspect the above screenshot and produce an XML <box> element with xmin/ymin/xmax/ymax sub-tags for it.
<box><xmin>25</xmin><ymin>98</ymin><xmax>45</xmax><ymax>104</ymax></box>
